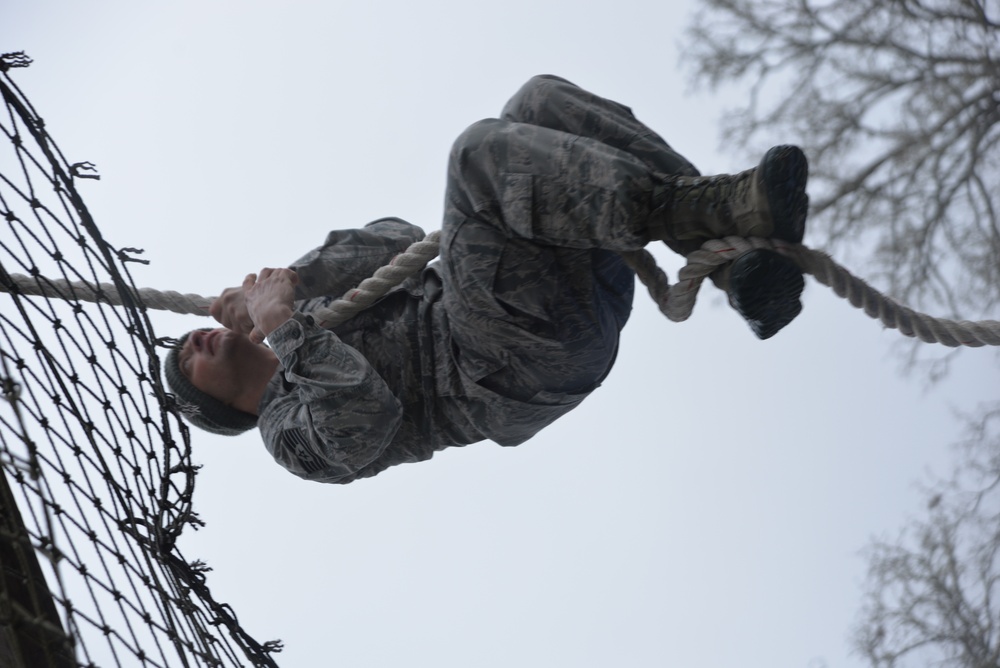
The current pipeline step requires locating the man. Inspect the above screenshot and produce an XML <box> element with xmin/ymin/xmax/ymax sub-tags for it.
<box><xmin>165</xmin><ymin>75</ymin><xmax>808</xmax><ymax>484</ymax></box>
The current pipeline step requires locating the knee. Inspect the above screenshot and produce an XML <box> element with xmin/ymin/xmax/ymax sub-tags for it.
<box><xmin>522</xmin><ymin>74</ymin><xmax>573</xmax><ymax>90</ymax></box>
<box><xmin>445</xmin><ymin>119</ymin><xmax>510</xmax><ymax>213</ymax></box>
<box><xmin>501</xmin><ymin>74</ymin><xmax>574</xmax><ymax>122</ymax></box>
<box><xmin>448</xmin><ymin>118</ymin><xmax>505</xmax><ymax>170</ymax></box>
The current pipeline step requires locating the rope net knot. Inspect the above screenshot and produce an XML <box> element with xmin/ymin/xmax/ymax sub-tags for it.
<box><xmin>1</xmin><ymin>57</ymin><xmax>280</xmax><ymax>667</ymax></box>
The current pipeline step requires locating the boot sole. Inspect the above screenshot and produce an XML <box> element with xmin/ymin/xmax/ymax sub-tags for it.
<box><xmin>728</xmin><ymin>248</ymin><xmax>804</xmax><ymax>339</ymax></box>
<box><xmin>761</xmin><ymin>145</ymin><xmax>809</xmax><ymax>243</ymax></box>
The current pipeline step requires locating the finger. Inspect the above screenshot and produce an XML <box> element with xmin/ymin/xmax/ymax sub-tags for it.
<box><xmin>249</xmin><ymin>326</ymin><xmax>265</xmax><ymax>345</ymax></box>
<box><xmin>243</xmin><ymin>273</ymin><xmax>257</xmax><ymax>290</ymax></box>
<box><xmin>209</xmin><ymin>306</ymin><xmax>228</xmax><ymax>327</ymax></box>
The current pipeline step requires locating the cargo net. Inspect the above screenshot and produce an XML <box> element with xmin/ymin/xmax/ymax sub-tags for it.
<box><xmin>0</xmin><ymin>53</ymin><xmax>281</xmax><ymax>667</ymax></box>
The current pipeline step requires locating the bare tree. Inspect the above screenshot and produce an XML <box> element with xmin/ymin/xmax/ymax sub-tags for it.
<box><xmin>682</xmin><ymin>0</ymin><xmax>1000</xmax><ymax>324</ymax></box>
<box><xmin>681</xmin><ymin>3</ymin><xmax>1000</xmax><ymax>666</ymax></box>
<box><xmin>853</xmin><ymin>405</ymin><xmax>1000</xmax><ymax>668</ymax></box>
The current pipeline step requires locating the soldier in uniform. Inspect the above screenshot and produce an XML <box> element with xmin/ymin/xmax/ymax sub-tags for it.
<box><xmin>165</xmin><ymin>75</ymin><xmax>809</xmax><ymax>484</ymax></box>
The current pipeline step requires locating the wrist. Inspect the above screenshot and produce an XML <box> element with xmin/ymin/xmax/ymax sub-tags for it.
<box><xmin>257</xmin><ymin>307</ymin><xmax>294</xmax><ymax>338</ymax></box>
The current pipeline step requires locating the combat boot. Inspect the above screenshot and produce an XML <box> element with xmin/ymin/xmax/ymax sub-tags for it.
<box><xmin>652</xmin><ymin>145</ymin><xmax>809</xmax><ymax>339</ymax></box>
<box><xmin>657</xmin><ymin>144</ymin><xmax>807</xmax><ymax>244</ymax></box>
<box><xmin>712</xmin><ymin>249</ymin><xmax>805</xmax><ymax>339</ymax></box>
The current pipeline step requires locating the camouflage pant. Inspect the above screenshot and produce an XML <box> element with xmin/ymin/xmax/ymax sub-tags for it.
<box><xmin>439</xmin><ymin>75</ymin><xmax>698</xmax><ymax>416</ymax></box>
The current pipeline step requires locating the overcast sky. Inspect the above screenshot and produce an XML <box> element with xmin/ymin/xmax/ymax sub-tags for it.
<box><xmin>6</xmin><ymin>2</ymin><xmax>998</xmax><ymax>667</ymax></box>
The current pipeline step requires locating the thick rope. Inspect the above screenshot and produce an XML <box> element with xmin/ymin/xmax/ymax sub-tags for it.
<box><xmin>2</xmin><ymin>273</ymin><xmax>214</xmax><ymax>314</ymax></box>
<box><xmin>623</xmin><ymin>236</ymin><xmax>1000</xmax><ymax>347</ymax></box>
<box><xmin>3</xmin><ymin>232</ymin><xmax>999</xmax><ymax>347</ymax></box>
<box><xmin>312</xmin><ymin>231</ymin><xmax>442</xmax><ymax>328</ymax></box>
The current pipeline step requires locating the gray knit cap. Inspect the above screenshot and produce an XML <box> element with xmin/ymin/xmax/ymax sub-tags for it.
<box><xmin>164</xmin><ymin>329</ymin><xmax>259</xmax><ymax>436</ymax></box>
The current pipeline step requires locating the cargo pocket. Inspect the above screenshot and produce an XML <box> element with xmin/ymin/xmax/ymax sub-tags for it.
<box><xmin>499</xmin><ymin>172</ymin><xmax>636</xmax><ymax>249</ymax></box>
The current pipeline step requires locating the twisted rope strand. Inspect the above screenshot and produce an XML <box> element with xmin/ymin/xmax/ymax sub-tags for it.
<box><xmin>311</xmin><ymin>231</ymin><xmax>442</xmax><ymax>328</ymax></box>
<box><xmin>3</xmin><ymin>232</ymin><xmax>998</xmax><ymax>347</ymax></box>
<box><xmin>2</xmin><ymin>273</ymin><xmax>214</xmax><ymax>314</ymax></box>
<box><xmin>785</xmin><ymin>243</ymin><xmax>1000</xmax><ymax>347</ymax></box>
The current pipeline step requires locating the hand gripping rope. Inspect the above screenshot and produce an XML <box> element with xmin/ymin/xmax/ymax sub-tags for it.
<box><xmin>4</xmin><ymin>232</ymin><xmax>999</xmax><ymax>347</ymax></box>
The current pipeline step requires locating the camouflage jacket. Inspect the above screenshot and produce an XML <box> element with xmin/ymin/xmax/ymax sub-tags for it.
<box><xmin>258</xmin><ymin>218</ymin><xmax>487</xmax><ymax>484</ymax></box>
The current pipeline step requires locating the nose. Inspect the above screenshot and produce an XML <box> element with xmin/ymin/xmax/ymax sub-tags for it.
<box><xmin>190</xmin><ymin>328</ymin><xmax>214</xmax><ymax>352</ymax></box>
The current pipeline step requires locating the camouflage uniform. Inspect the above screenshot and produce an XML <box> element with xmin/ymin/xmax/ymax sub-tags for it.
<box><xmin>259</xmin><ymin>75</ymin><xmax>699</xmax><ymax>484</ymax></box>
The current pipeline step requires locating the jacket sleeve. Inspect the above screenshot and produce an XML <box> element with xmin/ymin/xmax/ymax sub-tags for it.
<box><xmin>258</xmin><ymin>313</ymin><xmax>403</xmax><ymax>484</ymax></box>
<box><xmin>290</xmin><ymin>217</ymin><xmax>425</xmax><ymax>300</ymax></box>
